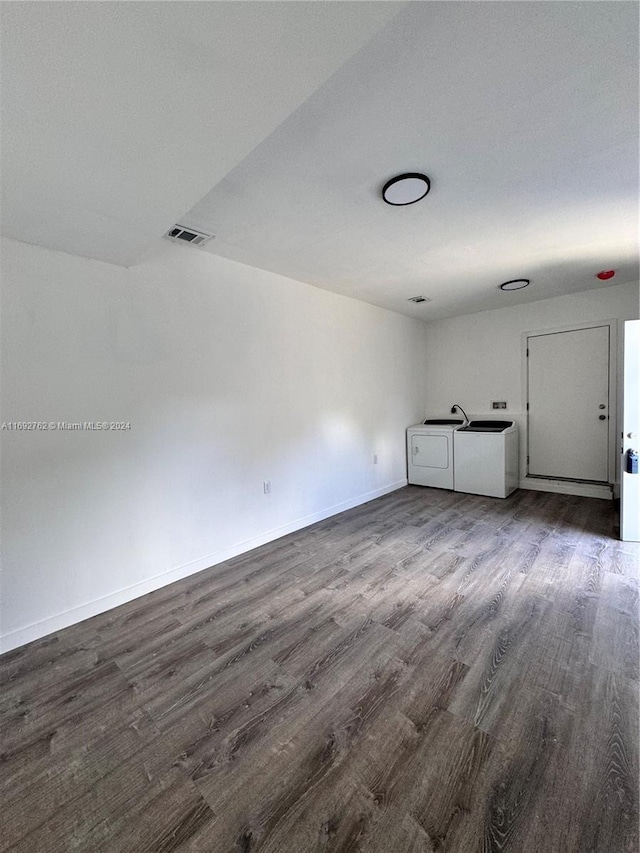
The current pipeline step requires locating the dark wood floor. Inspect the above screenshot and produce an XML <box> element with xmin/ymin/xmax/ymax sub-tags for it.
<box><xmin>1</xmin><ymin>487</ymin><xmax>638</xmax><ymax>853</ymax></box>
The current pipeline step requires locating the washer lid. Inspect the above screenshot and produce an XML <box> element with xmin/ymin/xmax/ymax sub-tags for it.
<box><xmin>459</xmin><ymin>420</ymin><xmax>514</xmax><ymax>433</ymax></box>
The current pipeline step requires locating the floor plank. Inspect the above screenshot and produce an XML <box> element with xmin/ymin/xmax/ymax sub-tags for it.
<box><xmin>1</xmin><ymin>486</ymin><xmax>638</xmax><ymax>852</ymax></box>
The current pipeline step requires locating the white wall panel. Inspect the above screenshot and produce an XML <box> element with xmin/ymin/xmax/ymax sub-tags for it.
<box><xmin>0</xmin><ymin>237</ymin><xmax>427</xmax><ymax>651</ymax></box>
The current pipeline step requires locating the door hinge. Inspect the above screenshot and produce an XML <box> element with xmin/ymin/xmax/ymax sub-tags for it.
<box><xmin>526</xmin><ymin>348</ymin><xmax>529</xmax><ymax>357</ymax></box>
<box><xmin>526</xmin><ymin>402</ymin><xmax>529</xmax><ymax>411</ymax></box>
<box><xmin>527</xmin><ymin>455</ymin><xmax>530</xmax><ymax>464</ymax></box>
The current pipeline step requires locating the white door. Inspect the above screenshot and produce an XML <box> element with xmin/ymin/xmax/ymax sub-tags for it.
<box><xmin>527</xmin><ymin>325</ymin><xmax>610</xmax><ymax>481</ymax></box>
<box><xmin>621</xmin><ymin>320</ymin><xmax>640</xmax><ymax>541</ymax></box>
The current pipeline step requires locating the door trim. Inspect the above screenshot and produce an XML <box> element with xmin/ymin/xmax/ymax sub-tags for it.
<box><xmin>621</xmin><ymin>319</ymin><xmax>640</xmax><ymax>541</ymax></box>
<box><xmin>522</xmin><ymin>319</ymin><xmax>618</xmax><ymax>485</ymax></box>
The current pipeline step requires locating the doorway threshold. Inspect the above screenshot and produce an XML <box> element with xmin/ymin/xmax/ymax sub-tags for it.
<box><xmin>521</xmin><ymin>477</ymin><xmax>612</xmax><ymax>500</ymax></box>
<box><xmin>526</xmin><ymin>474</ymin><xmax>610</xmax><ymax>487</ymax></box>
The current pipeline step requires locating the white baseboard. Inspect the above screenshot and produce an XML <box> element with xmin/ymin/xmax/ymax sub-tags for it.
<box><xmin>519</xmin><ymin>478</ymin><xmax>613</xmax><ymax>500</ymax></box>
<box><xmin>0</xmin><ymin>479</ymin><xmax>407</xmax><ymax>655</ymax></box>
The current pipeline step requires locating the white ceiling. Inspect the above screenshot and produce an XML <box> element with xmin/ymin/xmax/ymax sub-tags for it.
<box><xmin>2</xmin><ymin>2</ymin><xmax>638</xmax><ymax>320</ymax></box>
<box><xmin>0</xmin><ymin>1</ymin><xmax>400</xmax><ymax>266</ymax></box>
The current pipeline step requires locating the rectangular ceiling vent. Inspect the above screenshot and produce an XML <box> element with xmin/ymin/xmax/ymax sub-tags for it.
<box><xmin>165</xmin><ymin>225</ymin><xmax>214</xmax><ymax>247</ymax></box>
<box><xmin>407</xmin><ymin>295</ymin><xmax>431</xmax><ymax>304</ymax></box>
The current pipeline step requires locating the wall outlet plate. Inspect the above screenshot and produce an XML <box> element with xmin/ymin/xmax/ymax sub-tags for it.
<box><xmin>491</xmin><ymin>401</ymin><xmax>507</xmax><ymax>410</ymax></box>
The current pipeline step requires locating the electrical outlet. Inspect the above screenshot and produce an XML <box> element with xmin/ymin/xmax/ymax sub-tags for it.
<box><xmin>491</xmin><ymin>401</ymin><xmax>507</xmax><ymax>410</ymax></box>
<box><xmin>373</xmin><ymin>454</ymin><xmax>378</xmax><ymax>464</ymax></box>
<box><xmin>263</xmin><ymin>480</ymin><xmax>271</xmax><ymax>494</ymax></box>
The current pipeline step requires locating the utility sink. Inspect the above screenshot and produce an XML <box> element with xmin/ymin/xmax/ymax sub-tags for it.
<box><xmin>422</xmin><ymin>418</ymin><xmax>464</xmax><ymax>425</ymax></box>
<box><xmin>459</xmin><ymin>420</ymin><xmax>513</xmax><ymax>433</ymax></box>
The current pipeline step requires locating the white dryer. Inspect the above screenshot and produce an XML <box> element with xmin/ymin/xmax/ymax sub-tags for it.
<box><xmin>407</xmin><ymin>419</ymin><xmax>463</xmax><ymax>490</ymax></box>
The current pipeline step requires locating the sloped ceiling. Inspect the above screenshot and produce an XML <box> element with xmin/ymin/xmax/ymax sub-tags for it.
<box><xmin>1</xmin><ymin>2</ymin><xmax>638</xmax><ymax>320</ymax></box>
<box><xmin>0</xmin><ymin>1</ymin><xmax>401</xmax><ymax>266</ymax></box>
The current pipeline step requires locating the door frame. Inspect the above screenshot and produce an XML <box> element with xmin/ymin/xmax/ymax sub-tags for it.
<box><xmin>621</xmin><ymin>320</ymin><xmax>640</xmax><ymax>541</ymax></box>
<box><xmin>522</xmin><ymin>319</ymin><xmax>618</xmax><ymax>486</ymax></box>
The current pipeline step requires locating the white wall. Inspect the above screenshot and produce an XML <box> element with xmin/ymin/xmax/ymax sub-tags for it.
<box><xmin>422</xmin><ymin>281</ymin><xmax>640</xmax><ymax>496</ymax></box>
<box><xmin>0</xmin><ymin>237</ymin><xmax>428</xmax><ymax>651</ymax></box>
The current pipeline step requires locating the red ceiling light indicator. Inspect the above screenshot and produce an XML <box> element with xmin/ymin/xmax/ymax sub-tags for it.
<box><xmin>596</xmin><ymin>270</ymin><xmax>615</xmax><ymax>280</ymax></box>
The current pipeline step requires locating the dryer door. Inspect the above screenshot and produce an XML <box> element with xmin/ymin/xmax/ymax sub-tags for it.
<box><xmin>408</xmin><ymin>433</ymin><xmax>454</xmax><ymax>489</ymax></box>
<box><xmin>412</xmin><ymin>434</ymin><xmax>449</xmax><ymax>468</ymax></box>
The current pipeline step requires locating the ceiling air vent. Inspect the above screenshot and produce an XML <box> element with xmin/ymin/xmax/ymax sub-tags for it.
<box><xmin>165</xmin><ymin>225</ymin><xmax>214</xmax><ymax>247</ymax></box>
<box><xmin>407</xmin><ymin>296</ymin><xmax>431</xmax><ymax>304</ymax></box>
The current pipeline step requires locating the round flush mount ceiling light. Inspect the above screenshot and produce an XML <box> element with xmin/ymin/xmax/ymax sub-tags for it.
<box><xmin>596</xmin><ymin>270</ymin><xmax>615</xmax><ymax>280</ymax></box>
<box><xmin>382</xmin><ymin>173</ymin><xmax>431</xmax><ymax>206</ymax></box>
<box><xmin>500</xmin><ymin>279</ymin><xmax>530</xmax><ymax>291</ymax></box>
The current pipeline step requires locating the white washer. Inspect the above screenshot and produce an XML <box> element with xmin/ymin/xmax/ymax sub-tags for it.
<box><xmin>453</xmin><ymin>420</ymin><xmax>519</xmax><ymax>498</ymax></box>
<box><xmin>407</xmin><ymin>420</ymin><xmax>463</xmax><ymax>490</ymax></box>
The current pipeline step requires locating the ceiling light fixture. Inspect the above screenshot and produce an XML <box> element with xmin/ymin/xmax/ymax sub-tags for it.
<box><xmin>500</xmin><ymin>279</ymin><xmax>530</xmax><ymax>291</ymax></box>
<box><xmin>382</xmin><ymin>173</ymin><xmax>431</xmax><ymax>206</ymax></box>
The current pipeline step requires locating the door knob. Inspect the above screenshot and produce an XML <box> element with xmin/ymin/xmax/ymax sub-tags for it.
<box><xmin>599</xmin><ymin>414</ymin><xmax>606</xmax><ymax>420</ymax></box>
